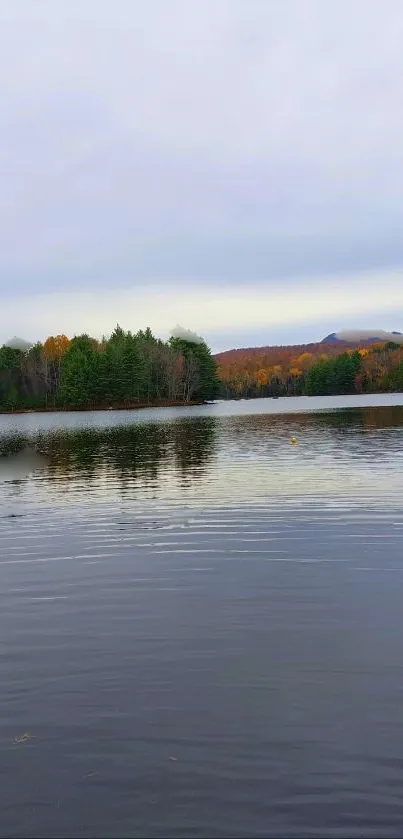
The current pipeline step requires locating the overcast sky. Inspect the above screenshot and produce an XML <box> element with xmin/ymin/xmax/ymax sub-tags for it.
<box><xmin>1</xmin><ymin>0</ymin><xmax>402</xmax><ymax>351</ymax></box>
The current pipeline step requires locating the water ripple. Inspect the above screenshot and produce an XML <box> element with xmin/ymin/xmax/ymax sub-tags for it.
<box><xmin>1</xmin><ymin>400</ymin><xmax>403</xmax><ymax>837</ymax></box>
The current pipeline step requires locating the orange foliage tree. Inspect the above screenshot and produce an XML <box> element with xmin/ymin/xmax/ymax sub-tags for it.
<box><xmin>43</xmin><ymin>335</ymin><xmax>71</xmax><ymax>400</ymax></box>
<box><xmin>43</xmin><ymin>335</ymin><xmax>71</xmax><ymax>360</ymax></box>
<box><xmin>255</xmin><ymin>368</ymin><xmax>269</xmax><ymax>387</ymax></box>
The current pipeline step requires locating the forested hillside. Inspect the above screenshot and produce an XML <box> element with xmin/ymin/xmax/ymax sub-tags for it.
<box><xmin>2</xmin><ymin>328</ymin><xmax>403</xmax><ymax>412</ymax></box>
<box><xmin>0</xmin><ymin>327</ymin><xmax>218</xmax><ymax>412</ymax></box>
<box><xmin>216</xmin><ymin>341</ymin><xmax>403</xmax><ymax>398</ymax></box>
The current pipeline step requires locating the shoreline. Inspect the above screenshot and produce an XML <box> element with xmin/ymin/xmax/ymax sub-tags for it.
<box><xmin>0</xmin><ymin>399</ymin><xmax>205</xmax><ymax>416</ymax></box>
<box><xmin>1</xmin><ymin>391</ymin><xmax>402</xmax><ymax>416</ymax></box>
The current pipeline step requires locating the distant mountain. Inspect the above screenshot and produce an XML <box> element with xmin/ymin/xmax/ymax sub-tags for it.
<box><xmin>214</xmin><ymin>329</ymin><xmax>403</xmax><ymax>364</ymax></box>
<box><xmin>322</xmin><ymin>329</ymin><xmax>403</xmax><ymax>345</ymax></box>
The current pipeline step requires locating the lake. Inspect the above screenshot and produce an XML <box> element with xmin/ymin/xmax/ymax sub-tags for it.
<box><xmin>1</xmin><ymin>393</ymin><xmax>403</xmax><ymax>838</ymax></box>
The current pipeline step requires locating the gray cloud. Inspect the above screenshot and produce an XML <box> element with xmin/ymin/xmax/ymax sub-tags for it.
<box><xmin>0</xmin><ymin>0</ymin><xmax>403</xmax><ymax>343</ymax></box>
<box><xmin>170</xmin><ymin>325</ymin><xmax>203</xmax><ymax>344</ymax></box>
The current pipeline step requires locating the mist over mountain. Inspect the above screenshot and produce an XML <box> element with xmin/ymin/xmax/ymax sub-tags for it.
<box><xmin>322</xmin><ymin>330</ymin><xmax>403</xmax><ymax>345</ymax></box>
<box><xmin>216</xmin><ymin>329</ymin><xmax>403</xmax><ymax>358</ymax></box>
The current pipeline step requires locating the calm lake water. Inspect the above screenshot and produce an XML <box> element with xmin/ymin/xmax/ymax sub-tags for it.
<box><xmin>1</xmin><ymin>394</ymin><xmax>403</xmax><ymax>838</ymax></box>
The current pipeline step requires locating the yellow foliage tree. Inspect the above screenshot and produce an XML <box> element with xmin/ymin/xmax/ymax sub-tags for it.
<box><xmin>295</xmin><ymin>352</ymin><xmax>313</xmax><ymax>369</ymax></box>
<box><xmin>255</xmin><ymin>368</ymin><xmax>269</xmax><ymax>387</ymax></box>
<box><xmin>42</xmin><ymin>335</ymin><xmax>71</xmax><ymax>400</ymax></box>
<box><xmin>43</xmin><ymin>335</ymin><xmax>71</xmax><ymax>360</ymax></box>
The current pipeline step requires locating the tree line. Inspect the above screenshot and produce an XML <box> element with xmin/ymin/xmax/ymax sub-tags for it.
<box><xmin>2</xmin><ymin>329</ymin><xmax>403</xmax><ymax>411</ymax></box>
<box><xmin>0</xmin><ymin>326</ymin><xmax>219</xmax><ymax>411</ymax></box>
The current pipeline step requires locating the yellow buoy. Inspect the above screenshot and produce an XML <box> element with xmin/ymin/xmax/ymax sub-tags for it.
<box><xmin>290</xmin><ymin>437</ymin><xmax>297</xmax><ymax>445</ymax></box>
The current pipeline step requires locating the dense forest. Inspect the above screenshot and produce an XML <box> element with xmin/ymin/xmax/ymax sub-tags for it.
<box><xmin>0</xmin><ymin>327</ymin><xmax>219</xmax><ymax>412</ymax></box>
<box><xmin>216</xmin><ymin>341</ymin><xmax>403</xmax><ymax>398</ymax></box>
<box><xmin>1</xmin><ymin>328</ymin><xmax>403</xmax><ymax>412</ymax></box>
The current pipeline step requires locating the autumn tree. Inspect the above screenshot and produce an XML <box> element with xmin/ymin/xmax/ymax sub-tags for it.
<box><xmin>43</xmin><ymin>335</ymin><xmax>71</xmax><ymax>402</ymax></box>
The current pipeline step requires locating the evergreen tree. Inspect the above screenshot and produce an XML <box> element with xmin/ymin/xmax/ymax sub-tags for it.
<box><xmin>305</xmin><ymin>351</ymin><xmax>362</xmax><ymax>396</ymax></box>
<box><xmin>59</xmin><ymin>337</ymin><xmax>99</xmax><ymax>406</ymax></box>
<box><xmin>0</xmin><ymin>347</ymin><xmax>23</xmax><ymax>409</ymax></box>
<box><xmin>386</xmin><ymin>361</ymin><xmax>403</xmax><ymax>391</ymax></box>
<box><xmin>169</xmin><ymin>337</ymin><xmax>219</xmax><ymax>401</ymax></box>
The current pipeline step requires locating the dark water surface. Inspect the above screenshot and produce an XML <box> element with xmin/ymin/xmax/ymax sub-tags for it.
<box><xmin>1</xmin><ymin>396</ymin><xmax>403</xmax><ymax>838</ymax></box>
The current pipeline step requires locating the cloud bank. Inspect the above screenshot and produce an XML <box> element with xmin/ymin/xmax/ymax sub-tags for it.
<box><xmin>0</xmin><ymin>0</ymin><xmax>403</xmax><ymax>347</ymax></box>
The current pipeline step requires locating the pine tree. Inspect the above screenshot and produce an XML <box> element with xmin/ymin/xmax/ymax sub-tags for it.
<box><xmin>169</xmin><ymin>337</ymin><xmax>219</xmax><ymax>401</ymax></box>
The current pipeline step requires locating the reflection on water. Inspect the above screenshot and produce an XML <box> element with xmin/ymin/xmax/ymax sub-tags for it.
<box><xmin>2</xmin><ymin>406</ymin><xmax>403</xmax><ymax>509</ymax></box>
<box><xmin>0</xmin><ymin>418</ymin><xmax>217</xmax><ymax>508</ymax></box>
<box><xmin>1</xmin><ymin>400</ymin><xmax>403</xmax><ymax>838</ymax></box>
